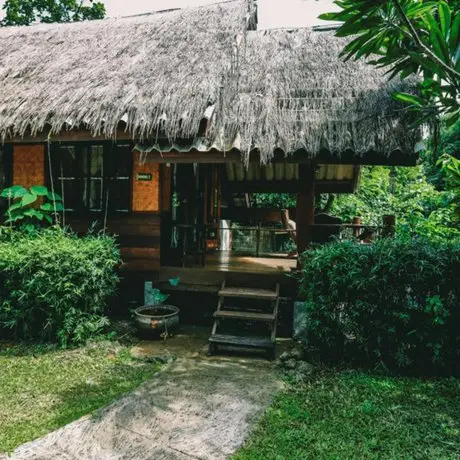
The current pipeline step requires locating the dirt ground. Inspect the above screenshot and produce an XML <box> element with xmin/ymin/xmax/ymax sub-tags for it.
<box><xmin>131</xmin><ymin>324</ymin><xmax>292</xmax><ymax>361</ymax></box>
<box><xmin>7</xmin><ymin>326</ymin><xmax>287</xmax><ymax>460</ymax></box>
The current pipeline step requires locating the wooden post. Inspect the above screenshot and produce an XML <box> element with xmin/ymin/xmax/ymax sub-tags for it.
<box><xmin>296</xmin><ymin>162</ymin><xmax>316</xmax><ymax>260</ymax></box>
<box><xmin>352</xmin><ymin>216</ymin><xmax>362</xmax><ymax>238</ymax></box>
<box><xmin>382</xmin><ymin>215</ymin><xmax>396</xmax><ymax>238</ymax></box>
<box><xmin>256</xmin><ymin>223</ymin><xmax>261</xmax><ymax>257</ymax></box>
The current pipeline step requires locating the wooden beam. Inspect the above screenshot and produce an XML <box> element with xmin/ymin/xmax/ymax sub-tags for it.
<box><xmin>139</xmin><ymin>149</ymin><xmax>418</xmax><ymax>166</ymax></box>
<box><xmin>5</xmin><ymin>127</ymin><xmax>419</xmax><ymax>166</ymax></box>
<box><xmin>225</xmin><ymin>180</ymin><xmax>355</xmax><ymax>194</ymax></box>
<box><xmin>296</xmin><ymin>162</ymin><xmax>315</xmax><ymax>257</ymax></box>
<box><xmin>271</xmin><ymin>149</ymin><xmax>419</xmax><ymax>166</ymax></box>
<box><xmin>142</xmin><ymin>150</ymin><xmax>243</xmax><ymax>164</ymax></box>
<box><xmin>6</xmin><ymin>128</ymin><xmax>134</xmax><ymax>143</ymax></box>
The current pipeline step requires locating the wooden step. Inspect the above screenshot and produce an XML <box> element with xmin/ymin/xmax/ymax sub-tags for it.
<box><xmin>218</xmin><ymin>287</ymin><xmax>278</xmax><ymax>300</ymax></box>
<box><xmin>213</xmin><ymin>310</ymin><xmax>276</xmax><ymax>322</ymax></box>
<box><xmin>208</xmin><ymin>334</ymin><xmax>274</xmax><ymax>349</ymax></box>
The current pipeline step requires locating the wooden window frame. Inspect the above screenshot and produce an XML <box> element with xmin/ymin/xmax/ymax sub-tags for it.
<box><xmin>47</xmin><ymin>142</ymin><xmax>133</xmax><ymax>215</ymax></box>
<box><xmin>0</xmin><ymin>144</ymin><xmax>12</xmax><ymax>211</ymax></box>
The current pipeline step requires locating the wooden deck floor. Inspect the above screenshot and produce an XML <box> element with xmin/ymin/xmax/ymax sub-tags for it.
<box><xmin>205</xmin><ymin>251</ymin><xmax>296</xmax><ymax>274</ymax></box>
<box><xmin>159</xmin><ymin>252</ymin><xmax>297</xmax><ymax>296</ymax></box>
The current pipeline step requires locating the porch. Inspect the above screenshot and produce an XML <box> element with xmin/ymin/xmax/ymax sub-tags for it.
<box><xmin>159</xmin><ymin>219</ymin><xmax>392</xmax><ymax>294</ymax></box>
<box><xmin>159</xmin><ymin>251</ymin><xmax>296</xmax><ymax>296</ymax></box>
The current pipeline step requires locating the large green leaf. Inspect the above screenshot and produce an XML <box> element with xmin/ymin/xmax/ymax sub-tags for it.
<box><xmin>1</xmin><ymin>185</ymin><xmax>27</xmax><ymax>199</ymax></box>
<box><xmin>450</xmin><ymin>14</ymin><xmax>460</xmax><ymax>54</ymax></box>
<box><xmin>46</xmin><ymin>191</ymin><xmax>62</xmax><ymax>201</ymax></box>
<box><xmin>424</xmin><ymin>13</ymin><xmax>451</xmax><ymax>63</ymax></box>
<box><xmin>30</xmin><ymin>185</ymin><xmax>48</xmax><ymax>196</ymax></box>
<box><xmin>24</xmin><ymin>209</ymin><xmax>45</xmax><ymax>220</ymax></box>
<box><xmin>40</xmin><ymin>203</ymin><xmax>53</xmax><ymax>211</ymax></box>
<box><xmin>5</xmin><ymin>214</ymin><xmax>23</xmax><ymax>223</ymax></box>
<box><xmin>443</xmin><ymin>109</ymin><xmax>460</xmax><ymax>127</ymax></box>
<box><xmin>438</xmin><ymin>1</ymin><xmax>451</xmax><ymax>39</ymax></box>
<box><xmin>430</xmin><ymin>26</ymin><xmax>451</xmax><ymax>64</ymax></box>
<box><xmin>21</xmin><ymin>193</ymin><xmax>38</xmax><ymax>207</ymax></box>
<box><xmin>406</xmin><ymin>2</ymin><xmax>437</xmax><ymax>19</ymax></box>
<box><xmin>392</xmin><ymin>92</ymin><xmax>426</xmax><ymax>106</ymax></box>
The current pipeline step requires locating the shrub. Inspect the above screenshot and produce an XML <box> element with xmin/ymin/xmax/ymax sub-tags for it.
<box><xmin>300</xmin><ymin>238</ymin><xmax>460</xmax><ymax>374</ymax></box>
<box><xmin>0</xmin><ymin>227</ymin><xmax>121</xmax><ymax>347</ymax></box>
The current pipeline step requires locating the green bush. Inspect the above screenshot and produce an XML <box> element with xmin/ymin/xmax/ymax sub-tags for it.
<box><xmin>300</xmin><ymin>238</ymin><xmax>460</xmax><ymax>374</ymax></box>
<box><xmin>0</xmin><ymin>227</ymin><xmax>121</xmax><ymax>347</ymax></box>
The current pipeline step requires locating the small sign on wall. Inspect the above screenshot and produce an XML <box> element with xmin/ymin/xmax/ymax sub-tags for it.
<box><xmin>136</xmin><ymin>172</ymin><xmax>152</xmax><ymax>181</ymax></box>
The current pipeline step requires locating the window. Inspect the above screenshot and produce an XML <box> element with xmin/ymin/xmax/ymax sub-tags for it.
<box><xmin>50</xmin><ymin>143</ymin><xmax>132</xmax><ymax>213</ymax></box>
<box><xmin>109</xmin><ymin>144</ymin><xmax>132</xmax><ymax>212</ymax></box>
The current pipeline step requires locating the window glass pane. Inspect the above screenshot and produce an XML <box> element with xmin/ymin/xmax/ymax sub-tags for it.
<box><xmin>56</xmin><ymin>146</ymin><xmax>77</xmax><ymax>177</ymax></box>
<box><xmin>52</xmin><ymin>145</ymin><xmax>83</xmax><ymax>211</ymax></box>
<box><xmin>90</xmin><ymin>145</ymin><xmax>103</xmax><ymax>177</ymax></box>
<box><xmin>57</xmin><ymin>179</ymin><xmax>84</xmax><ymax>211</ymax></box>
<box><xmin>115</xmin><ymin>145</ymin><xmax>132</xmax><ymax>178</ymax></box>
<box><xmin>109</xmin><ymin>178</ymin><xmax>130</xmax><ymax>212</ymax></box>
<box><xmin>87</xmin><ymin>179</ymin><xmax>103</xmax><ymax>211</ymax></box>
<box><xmin>79</xmin><ymin>145</ymin><xmax>103</xmax><ymax>211</ymax></box>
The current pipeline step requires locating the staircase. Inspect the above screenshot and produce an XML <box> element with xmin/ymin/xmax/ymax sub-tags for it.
<box><xmin>208</xmin><ymin>281</ymin><xmax>280</xmax><ymax>360</ymax></box>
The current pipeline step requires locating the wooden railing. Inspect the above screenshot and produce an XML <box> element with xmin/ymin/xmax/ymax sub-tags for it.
<box><xmin>168</xmin><ymin>216</ymin><xmax>395</xmax><ymax>263</ymax></box>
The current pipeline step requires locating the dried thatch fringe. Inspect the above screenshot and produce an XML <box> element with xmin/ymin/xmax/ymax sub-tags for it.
<box><xmin>0</xmin><ymin>1</ymin><xmax>246</xmax><ymax>141</ymax></box>
<box><xmin>0</xmin><ymin>0</ymin><xmax>420</xmax><ymax>163</ymax></box>
<box><xmin>218</xmin><ymin>28</ymin><xmax>420</xmax><ymax>164</ymax></box>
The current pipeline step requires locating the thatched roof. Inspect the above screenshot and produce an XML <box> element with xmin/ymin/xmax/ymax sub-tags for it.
<box><xmin>0</xmin><ymin>1</ymin><xmax>250</xmax><ymax>140</ymax></box>
<box><xmin>0</xmin><ymin>0</ymin><xmax>420</xmax><ymax>163</ymax></box>
<box><xmin>224</xmin><ymin>28</ymin><xmax>419</xmax><ymax>163</ymax></box>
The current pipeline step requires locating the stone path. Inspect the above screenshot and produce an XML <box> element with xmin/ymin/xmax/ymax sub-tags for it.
<box><xmin>6</xmin><ymin>356</ymin><xmax>282</xmax><ymax>460</ymax></box>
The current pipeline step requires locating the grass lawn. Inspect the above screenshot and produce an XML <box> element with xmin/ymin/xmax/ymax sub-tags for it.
<box><xmin>235</xmin><ymin>371</ymin><xmax>460</xmax><ymax>460</ymax></box>
<box><xmin>0</xmin><ymin>341</ymin><xmax>160</xmax><ymax>454</ymax></box>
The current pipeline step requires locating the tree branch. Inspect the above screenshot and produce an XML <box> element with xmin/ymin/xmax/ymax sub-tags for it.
<box><xmin>391</xmin><ymin>0</ymin><xmax>460</xmax><ymax>82</ymax></box>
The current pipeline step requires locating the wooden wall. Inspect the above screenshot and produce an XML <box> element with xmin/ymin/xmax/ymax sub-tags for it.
<box><xmin>128</xmin><ymin>152</ymin><xmax>162</xmax><ymax>272</ymax></box>
<box><xmin>65</xmin><ymin>212</ymin><xmax>161</xmax><ymax>274</ymax></box>
<box><xmin>132</xmin><ymin>152</ymin><xmax>160</xmax><ymax>212</ymax></box>
<box><xmin>13</xmin><ymin>145</ymin><xmax>45</xmax><ymax>187</ymax></box>
<box><xmin>9</xmin><ymin>144</ymin><xmax>164</xmax><ymax>275</ymax></box>
<box><xmin>161</xmin><ymin>165</ymin><xmax>171</xmax><ymax>212</ymax></box>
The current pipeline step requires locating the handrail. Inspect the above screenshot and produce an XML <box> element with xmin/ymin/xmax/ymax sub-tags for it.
<box><xmin>168</xmin><ymin>220</ymin><xmax>390</xmax><ymax>263</ymax></box>
<box><xmin>171</xmin><ymin>222</ymin><xmax>382</xmax><ymax>232</ymax></box>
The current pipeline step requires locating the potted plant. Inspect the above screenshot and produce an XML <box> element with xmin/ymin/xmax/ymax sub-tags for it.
<box><xmin>134</xmin><ymin>278</ymin><xmax>180</xmax><ymax>339</ymax></box>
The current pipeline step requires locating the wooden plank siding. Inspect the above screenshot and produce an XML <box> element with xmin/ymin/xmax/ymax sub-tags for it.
<box><xmin>64</xmin><ymin>213</ymin><xmax>162</xmax><ymax>272</ymax></box>
<box><xmin>132</xmin><ymin>152</ymin><xmax>160</xmax><ymax>212</ymax></box>
<box><xmin>13</xmin><ymin>144</ymin><xmax>45</xmax><ymax>188</ymax></box>
<box><xmin>8</xmin><ymin>143</ymin><xmax>164</xmax><ymax>274</ymax></box>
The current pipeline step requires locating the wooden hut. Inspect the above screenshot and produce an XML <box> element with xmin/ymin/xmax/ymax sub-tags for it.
<box><xmin>0</xmin><ymin>0</ymin><xmax>421</xmax><ymax>352</ymax></box>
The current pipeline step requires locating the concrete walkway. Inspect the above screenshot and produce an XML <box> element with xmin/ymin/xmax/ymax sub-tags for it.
<box><xmin>7</xmin><ymin>355</ymin><xmax>282</xmax><ymax>460</ymax></box>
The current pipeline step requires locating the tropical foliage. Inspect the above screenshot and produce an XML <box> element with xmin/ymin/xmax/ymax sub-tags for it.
<box><xmin>0</xmin><ymin>227</ymin><xmax>120</xmax><ymax>347</ymax></box>
<box><xmin>331</xmin><ymin>164</ymin><xmax>459</xmax><ymax>240</ymax></box>
<box><xmin>320</xmin><ymin>0</ymin><xmax>460</xmax><ymax>126</ymax></box>
<box><xmin>252</xmin><ymin>118</ymin><xmax>459</xmax><ymax>239</ymax></box>
<box><xmin>1</xmin><ymin>0</ymin><xmax>105</xmax><ymax>26</ymax></box>
<box><xmin>1</xmin><ymin>185</ymin><xmax>63</xmax><ymax>227</ymax></box>
<box><xmin>300</xmin><ymin>238</ymin><xmax>460</xmax><ymax>374</ymax></box>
